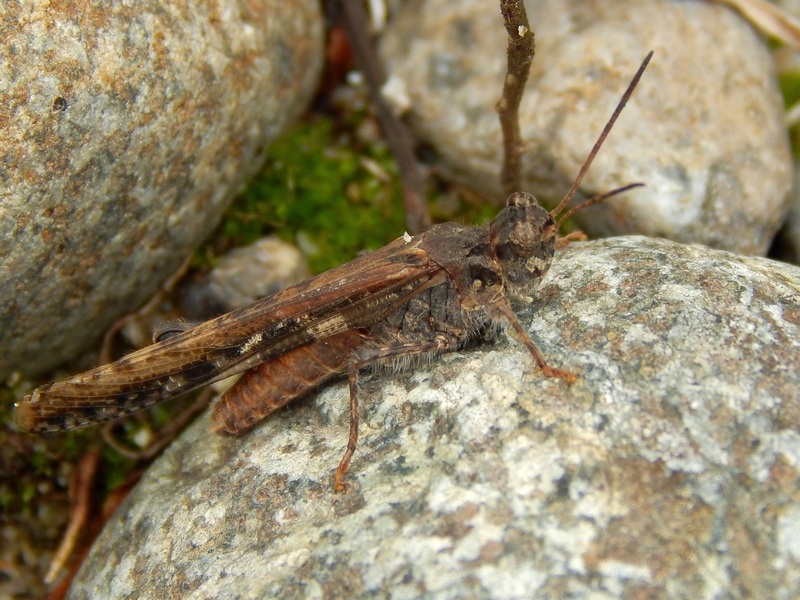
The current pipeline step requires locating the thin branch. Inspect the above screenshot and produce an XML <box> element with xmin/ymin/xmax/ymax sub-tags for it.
<box><xmin>45</xmin><ymin>448</ymin><xmax>100</xmax><ymax>585</ymax></box>
<box><xmin>497</xmin><ymin>0</ymin><xmax>535</xmax><ymax>196</ymax></box>
<box><xmin>101</xmin><ymin>388</ymin><xmax>213</xmax><ymax>461</ymax></box>
<box><xmin>715</xmin><ymin>0</ymin><xmax>800</xmax><ymax>49</ymax></box>
<box><xmin>336</xmin><ymin>0</ymin><xmax>431</xmax><ymax>233</ymax></box>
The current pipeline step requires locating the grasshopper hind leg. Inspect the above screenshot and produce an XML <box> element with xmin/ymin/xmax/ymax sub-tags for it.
<box><xmin>333</xmin><ymin>334</ymin><xmax>458</xmax><ymax>492</ymax></box>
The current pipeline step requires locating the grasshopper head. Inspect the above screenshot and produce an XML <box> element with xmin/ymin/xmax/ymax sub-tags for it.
<box><xmin>489</xmin><ymin>191</ymin><xmax>557</xmax><ymax>300</ymax></box>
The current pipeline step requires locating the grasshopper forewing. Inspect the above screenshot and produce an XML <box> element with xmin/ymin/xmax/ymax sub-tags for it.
<box><xmin>15</xmin><ymin>236</ymin><xmax>446</xmax><ymax>432</ymax></box>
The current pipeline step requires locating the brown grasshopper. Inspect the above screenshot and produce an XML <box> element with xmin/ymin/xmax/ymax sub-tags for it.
<box><xmin>16</xmin><ymin>53</ymin><xmax>651</xmax><ymax>491</ymax></box>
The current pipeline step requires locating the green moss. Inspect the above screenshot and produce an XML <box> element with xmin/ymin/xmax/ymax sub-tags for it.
<box><xmin>0</xmin><ymin>487</ymin><xmax>14</xmax><ymax>510</ymax></box>
<box><xmin>28</xmin><ymin>450</ymin><xmax>53</xmax><ymax>477</ymax></box>
<box><xmin>101</xmin><ymin>446</ymin><xmax>136</xmax><ymax>492</ymax></box>
<box><xmin>19</xmin><ymin>482</ymin><xmax>37</xmax><ymax>504</ymax></box>
<box><xmin>60</xmin><ymin>429</ymin><xmax>94</xmax><ymax>460</ymax></box>
<box><xmin>778</xmin><ymin>71</ymin><xmax>800</xmax><ymax>159</ymax></box>
<box><xmin>778</xmin><ymin>71</ymin><xmax>800</xmax><ymax>108</ymax></box>
<box><xmin>0</xmin><ymin>382</ymin><xmax>16</xmax><ymax>424</ymax></box>
<box><xmin>214</xmin><ymin>117</ymin><xmax>408</xmax><ymax>273</ymax></box>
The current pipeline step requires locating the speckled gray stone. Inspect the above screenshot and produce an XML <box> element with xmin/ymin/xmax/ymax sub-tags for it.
<box><xmin>68</xmin><ymin>237</ymin><xmax>800</xmax><ymax>599</ymax></box>
<box><xmin>379</xmin><ymin>0</ymin><xmax>792</xmax><ymax>256</ymax></box>
<box><xmin>179</xmin><ymin>237</ymin><xmax>310</xmax><ymax>320</ymax></box>
<box><xmin>0</xmin><ymin>0</ymin><xmax>323</xmax><ymax>377</ymax></box>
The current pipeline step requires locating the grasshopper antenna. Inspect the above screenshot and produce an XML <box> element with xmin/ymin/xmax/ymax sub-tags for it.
<box><xmin>555</xmin><ymin>182</ymin><xmax>644</xmax><ymax>229</ymax></box>
<box><xmin>550</xmin><ymin>51</ymin><xmax>653</xmax><ymax>221</ymax></box>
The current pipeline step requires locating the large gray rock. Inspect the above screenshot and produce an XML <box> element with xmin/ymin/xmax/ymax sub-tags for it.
<box><xmin>68</xmin><ymin>237</ymin><xmax>800</xmax><ymax>599</ymax></box>
<box><xmin>380</xmin><ymin>0</ymin><xmax>792</xmax><ymax>256</ymax></box>
<box><xmin>0</xmin><ymin>0</ymin><xmax>323</xmax><ymax>376</ymax></box>
<box><xmin>179</xmin><ymin>236</ymin><xmax>310</xmax><ymax>320</ymax></box>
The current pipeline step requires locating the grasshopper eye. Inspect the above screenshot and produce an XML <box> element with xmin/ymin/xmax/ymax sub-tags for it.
<box><xmin>152</xmin><ymin>322</ymin><xmax>200</xmax><ymax>343</ymax></box>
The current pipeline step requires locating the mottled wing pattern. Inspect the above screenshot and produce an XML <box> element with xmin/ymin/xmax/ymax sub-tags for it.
<box><xmin>17</xmin><ymin>236</ymin><xmax>447</xmax><ymax>432</ymax></box>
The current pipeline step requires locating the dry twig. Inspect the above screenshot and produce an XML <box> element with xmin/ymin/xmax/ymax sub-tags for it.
<box><xmin>497</xmin><ymin>0</ymin><xmax>535</xmax><ymax>196</ymax></box>
<box><xmin>101</xmin><ymin>388</ymin><xmax>213</xmax><ymax>461</ymax></box>
<box><xmin>45</xmin><ymin>448</ymin><xmax>100</xmax><ymax>586</ymax></box>
<box><xmin>714</xmin><ymin>0</ymin><xmax>800</xmax><ymax>49</ymax></box>
<box><xmin>335</xmin><ymin>0</ymin><xmax>431</xmax><ymax>233</ymax></box>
